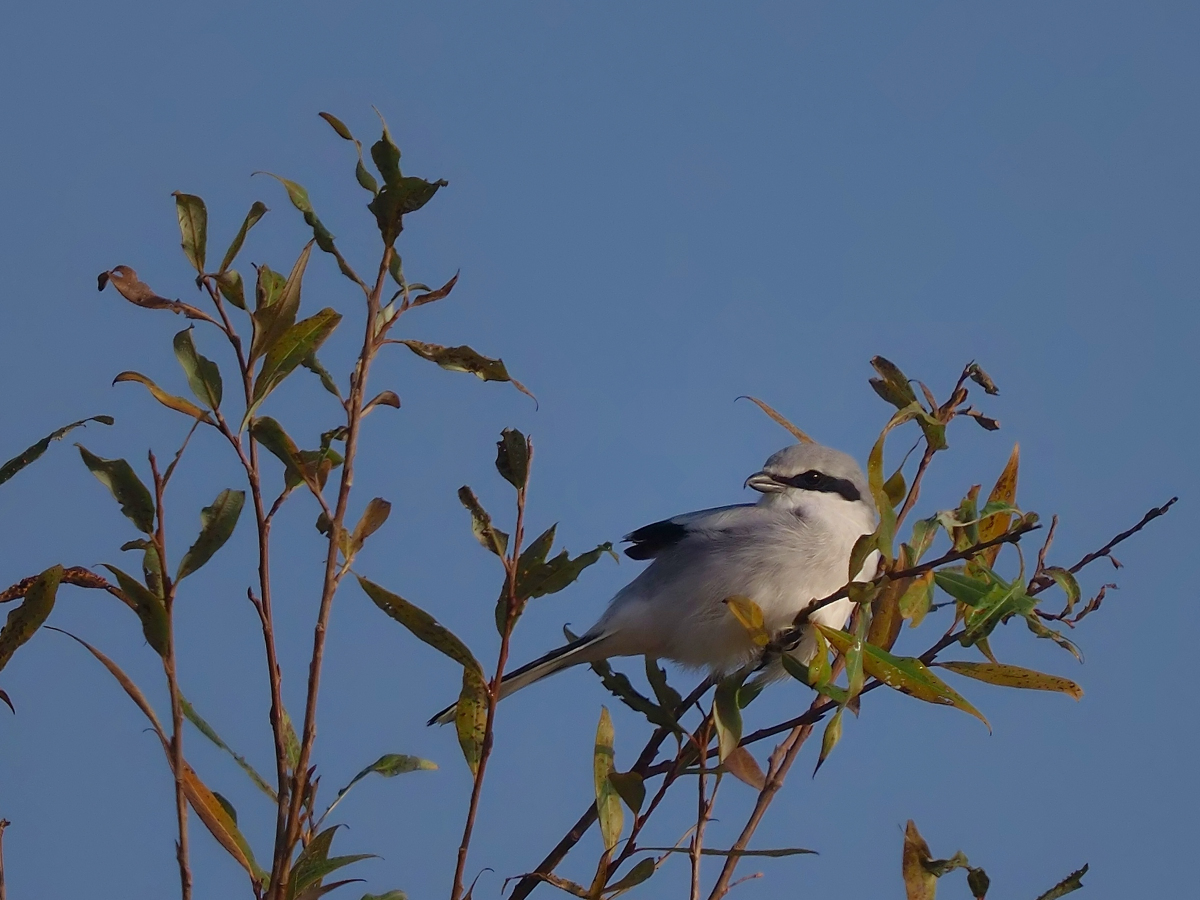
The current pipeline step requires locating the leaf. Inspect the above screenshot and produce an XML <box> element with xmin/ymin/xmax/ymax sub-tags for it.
<box><xmin>324</xmin><ymin>753</ymin><xmax>437</xmax><ymax>820</ymax></box>
<box><xmin>781</xmin><ymin>654</ymin><xmax>848</xmax><ymax>706</ymax></box>
<box><xmin>99</xmin><ymin>265</ymin><xmax>211</xmax><ymax>320</ymax></box>
<box><xmin>180</xmin><ymin>695</ymin><xmax>276</xmax><ymax>799</ymax></box>
<box><xmin>644</xmin><ymin>657</ymin><xmax>682</xmax><ymax>715</ymax></box>
<box><xmin>303</xmin><ymin>353</ymin><xmax>344</xmax><ymax>401</ymax></box>
<box><xmin>1033</xmin><ymin>865</ymin><xmax>1088</xmax><ymax>900</ymax></box>
<box><xmin>456</xmin><ymin>667</ymin><xmax>488</xmax><ymax>776</ymax></box>
<box><xmin>884</xmin><ymin>468</ymin><xmax>907</xmax><ymax>508</ymax></box>
<box><xmin>360</xmin><ymin>894</ymin><xmax>408</xmax><ymax>900</ymax></box>
<box><xmin>367</xmin><ymin>153</ymin><xmax>449</xmax><ymax>247</ymax></box>
<box><xmin>867</xmin><ymin>403</ymin><xmax>924</xmax><ymax>562</ymax></box>
<box><xmin>0</xmin><ymin>565</ymin><xmax>62</xmax><ymax>672</ymax></box>
<box><xmin>410</xmin><ymin>271</ymin><xmax>459</xmax><ymax>308</ymax></box>
<box><xmin>255</xmin><ymin>263</ymin><xmax>286</xmax><ymax>311</ymax></box>
<box><xmin>814</xmin><ymin>707</ymin><xmax>843</xmax><ymax>775</ymax></box>
<box><xmin>1024</xmin><ymin>614</ymin><xmax>1083</xmax><ymax>662</ymax></box>
<box><xmin>640</xmin><ymin>847</ymin><xmax>816</xmax><ymax>858</ymax></box>
<box><xmin>735</xmin><ymin>396</ymin><xmax>814</xmax><ymax>443</ymax></box>
<box><xmin>902</xmin><ymin>820</ymin><xmax>937</xmax><ymax>900</ymax></box>
<box><xmin>517</xmin><ymin>542</ymin><xmax>614</xmax><ymax>600</ymax></box>
<box><xmin>0</xmin><ymin>416</ymin><xmax>113</xmax><ymax>487</ymax></box>
<box><xmin>250</xmin><ymin>417</ymin><xmax>339</xmax><ymax>493</ymax></box>
<box><xmin>868</xmin><ymin>573</ymin><xmax>908</xmax><ymax>652</ymax></box>
<box><xmin>289</xmin><ymin>825</ymin><xmax>374</xmax><ymax>900</ymax></box>
<box><xmin>723</xmin><ymin>595</ymin><xmax>770</xmax><ymax>648</ymax></box>
<box><xmin>606</xmin><ymin>857</ymin><xmax>655</xmax><ymax>893</ymax></box>
<box><xmin>180</xmin><ymin>763</ymin><xmax>266</xmax><ymax>883</ymax></box>
<box><xmin>319</xmin><ymin>111</ymin><xmax>355</xmax><ymax>141</ymax></box>
<box><xmin>102</xmin><ymin>564</ymin><xmax>169</xmax><ymax>657</ymax></box>
<box><xmin>713</xmin><ymin>672</ymin><xmax>745</xmax><ymax>762</ymax></box>
<box><xmin>966</xmin><ymin>867</ymin><xmax>990</xmax><ymax>899</ymax></box>
<box><xmin>457</xmin><ymin>487</ymin><xmax>508</xmax><ymax>556</ymax></box>
<box><xmin>250</xmin><ymin>242</ymin><xmax>313</xmax><ymax>362</ymax></box>
<box><xmin>817</xmin><ymin>625</ymin><xmax>990</xmax><ymax>729</ymax></box>
<box><xmin>936</xmin><ymin>661</ymin><xmax>1082</xmax><ymax>699</ymax></box>
<box><xmin>248</xmin><ymin>308</ymin><xmax>342</xmax><ymax>423</ymax></box>
<box><xmin>899</xmin><ymin>571</ymin><xmax>935</xmax><ymax>628</ymax></box>
<box><xmin>113</xmin><ymin>372</ymin><xmax>212</xmax><ymax>422</ymax></box>
<box><xmin>399</xmin><ymin>341</ymin><xmax>534</xmax><ymax>401</ymax></box>
<box><xmin>257</xmin><ymin>173</ymin><xmax>348</xmax><ymax>271</ymax></box>
<box><xmin>176</xmin><ymin>489</ymin><xmax>245</xmax><ymax>580</ymax></box>
<box><xmin>978</xmin><ymin>445</ymin><xmax>1019</xmax><ymax>567</ymax></box>
<box><xmin>909</xmin><ymin>516</ymin><xmax>940</xmax><ymax>562</ymax></box>
<box><xmin>967</xmin><ymin>363</ymin><xmax>999</xmax><ymax>396</ymax></box>
<box><xmin>587</xmin><ymin>658</ymin><xmax>680</xmax><ymax>733</ymax></box>
<box><xmin>721</xmin><ymin>746</ymin><xmax>766</xmax><ymax>790</ymax></box>
<box><xmin>869</xmin><ymin>356</ymin><xmax>917</xmax><ymax>409</ymax></box>
<box><xmin>219</xmin><ymin>201</ymin><xmax>268</xmax><ymax>274</ymax></box>
<box><xmin>594</xmin><ymin>706</ymin><xmax>623</xmax><ymax>852</ymax></box>
<box><xmin>356</xmin><ymin>576</ymin><xmax>481</xmax><ymax>672</ymax></box>
<box><xmin>173</xmin><ymin>327</ymin><xmax>223</xmax><ymax>409</ymax></box>
<box><xmin>349</xmin><ymin>498</ymin><xmax>392</xmax><ymax>556</ymax></box>
<box><xmin>77</xmin><ymin>446</ymin><xmax>155</xmax><ymax>533</ymax></box>
<box><xmin>172</xmin><ymin>192</ymin><xmax>207</xmax><ymax>273</ymax></box>
<box><xmin>1042</xmin><ymin>566</ymin><xmax>1081</xmax><ymax>615</ymax></box>
<box><xmin>934</xmin><ymin>569</ymin><xmax>992</xmax><ymax>607</ymax></box>
<box><xmin>282</xmin><ymin>706</ymin><xmax>301</xmax><ymax>770</ymax></box>
<box><xmin>216</xmin><ymin>270</ymin><xmax>247</xmax><ymax>309</ymax></box>
<box><xmin>608</xmin><ymin>770</ymin><xmax>645</xmax><ymax>814</ymax></box>
<box><xmin>213</xmin><ymin>791</ymin><xmax>238</xmax><ymax>824</ymax></box>
<box><xmin>0</xmin><ymin>690</ymin><xmax>13</xmax><ymax>714</ymax></box>
<box><xmin>495</xmin><ymin>428</ymin><xmax>530</xmax><ymax>489</ymax></box>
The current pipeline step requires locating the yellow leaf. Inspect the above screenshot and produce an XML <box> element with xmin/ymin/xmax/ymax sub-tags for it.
<box><xmin>979</xmin><ymin>444</ymin><xmax>1019</xmax><ymax>566</ymax></box>
<box><xmin>724</xmin><ymin>595</ymin><xmax>769</xmax><ymax>647</ymax></box>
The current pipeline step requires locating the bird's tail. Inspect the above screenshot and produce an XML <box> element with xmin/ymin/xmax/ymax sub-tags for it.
<box><xmin>427</xmin><ymin>632</ymin><xmax>610</xmax><ymax>726</ymax></box>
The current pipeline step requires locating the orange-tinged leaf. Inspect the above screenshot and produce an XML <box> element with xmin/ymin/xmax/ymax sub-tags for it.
<box><xmin>721</xmin><ymin>746</ymin><xmax>766</xmax><ymax>790</ymax></box>
<box><xmin>182</xmin><ymin>763</ymin><xmax>266</xmax><ymax>882</ymax></box>
<box><xmin>979</xmin><ymin>445</ymin><xmax>1019</xmax><ymax>566</ymax></box>
<box><xmin>113</xmin><ymin>372</ymin><xmax>212</xmax><ymax>422</ymax></box>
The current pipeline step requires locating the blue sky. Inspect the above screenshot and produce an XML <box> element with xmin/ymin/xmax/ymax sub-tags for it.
<box><xmin>0</xmin><ymin>2</ymin><xmax>1196</xmax><ymax>898</ymax></box>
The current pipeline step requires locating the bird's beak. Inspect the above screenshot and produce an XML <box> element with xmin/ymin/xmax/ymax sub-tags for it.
<box><xmin>745</xmin><ymin>472</ymin><xmax>785</xmax><ymax>493</ymax></box>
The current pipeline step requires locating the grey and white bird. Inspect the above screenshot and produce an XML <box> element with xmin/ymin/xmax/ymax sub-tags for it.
<box><xmin>430</xmin><ymin>441</ymin><xmax>879</xmax><ymax>725</ymax></box>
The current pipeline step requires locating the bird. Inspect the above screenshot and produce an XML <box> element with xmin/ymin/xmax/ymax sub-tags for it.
<box><xmin>429</xmin><ymin>441</ymin><xmax>879</xmax><ymax>725</ymax></box>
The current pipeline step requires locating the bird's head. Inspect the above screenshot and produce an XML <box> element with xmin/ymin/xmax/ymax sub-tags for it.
<box><xmin>745</xmin><ymin>443</ymin><xmax>874</xmax><ymax>517</ymax></box>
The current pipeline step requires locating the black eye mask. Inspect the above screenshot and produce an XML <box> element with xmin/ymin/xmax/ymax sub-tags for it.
<box><xmin>774</xmin><ymin>469</ymin><xmax>862</xmax><ymax>503</ymax></box>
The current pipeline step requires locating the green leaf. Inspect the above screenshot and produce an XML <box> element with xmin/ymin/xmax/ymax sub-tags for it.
<box><xmin>102</xmin><ymin>565</ymin><xmax>169</xmax><ymax>657</ymax></box>
<box><xmin>173</xmin><ymin>327</ymin><xmax>223</xmax><ymax>409</ymax></box>
<box><xmin>713</xmin><ymin>672</ymin><xmax>745</xmax><ymax>762</ymax></box>
<box><xmin>289</xmin><ymin>825</ymin><xmax>374</xmax><ymax>900</ymax></box>
<box><xmin>218</xmin><ymin>201</ymin><xmax>268</xmax><ymax>274</ymax></box>
<box><xmin>594</xmin><ymin>706</ymin><xmax>623</xmax><ymax>852</ymax></box>
<box><xmin>356</xmin><ymin>576</ymin><xmax>481</xmax><ymax>672</ymax></box>
<box><xmin>644</xmin><ymin>657</ymin><xmax>682</xmax><ymax>715</ymax></box>
<box><xmin>817</xmin><ymin>625</ymin><xmax>990</xmax><ymax>729</ymax></box>
<box><xmin>257</xmin><ymin>173</ymin><xmax>344</xmax><ymax>266</ymax></box>
<box><xmin>495</xmin><ymin>428</ymin><xmax>530</xmax><ymax>489</ymax></box>
<box><xmin>112</xmin><ymin>372</ymin><xmax>212</xmax><ymax>422</ymax></box>
<box><xmin>78</xmin><ymin>446</ymin><xmax>155</xmax><ymax>534</ymax></box>
<box><xmin>282</xmin><ymin>706</ymin><xmax>301</xmax><ymax>770</ymax></box>
<box><xmin>457</xmin><ymin>487</ymin><xmax>508</xmax><ymax>556</ymax></box>
<box><xmin>367</xmin><ymin>153</ymin><xmax>449</xmax><ymax>246</ymax></box>
<box><xmin>0</xmin><ymin>565</ymin><xmax>62</xmax><ymax>672</ymax></box>
<box><xmin>866</xmin><ymin>403</ymin><xmax>924</xmax><ymax>562</ymax></box>
<box><xmin>516</xmin><ymin>542</ymin><xmax>614</xmax><ymax>600</ymax></box>
<box><xmin>248</xmin><ymin>308</ymin><xmax>342</xmax><ymax>424</ymax></box>
<box><xmin>608</xmin><ymin>770</ymin><xmax>645</xmax><ymax>815</ymax></box>
<box><xmin>180</xmin><ymin>695</ymin><xmax>276</xmax><ymax>799</ymax></box>
<box><xmin>456</xmin><ymin>667</ymin><xmax>488</xmax><ymax>776</ymax></box>
<box><xmin>883</xmin><ymin>468</ymin><xmax>907</xmax><ymax>508</ymax></box>
<box><xmin>1042</xmin><ymin>566</ymin><xmax>1081</xmax><ymax>615</ymax></box>
<box><xmin>606</xmin><ymin>857</ymin><xmax>655</xmax><ymax>894</ymax></box>
<box><xmin>250</xmin><ymin>242</ymin><xmax>313</xmax><ymax>363</ymax></box>
<box><xmin>172</xmin><ymin>192</ymin><xmax>207</xmax><ymax>273</ymax></box>
<box><xmin>213</xmin><ymin>791</ymin><xmax>238</xmax><ymax>825</ymax></box>
<box><xmin>255</xmin><ymin>263</ymin><xmax>286</xmax><ymax>312</ymax></box>
<box><xmin>318</xmin><ymin>111</ymin><xmax>355</xmax><ymax>141</ymax></box>
<box><xmin>780</xmin><ymin>654</ymin><xmax>848</xmax><ymax>706</ymax></box>
<box><xmin>909</xmin><ymin>516</ymin><xmax>940</xmax><ymax>562</ymax></box>
<box><xmin>936</xmin><ymin>661</ymin><xmax>1082</xmax><ymax>699</ymax></box>
<box><xmin>216</xmin><ymin>270</ymin><xmax>247</xmax><ymax>310</ymax></box>
<box><xmin>0</xmin><ymin>416</ymin><xmax>113</xmax><ymax>487</ymax></box>
<box><xmin>324</xmin><ymin>753</ymin><xmax>436</xmax><ymax>821</ymax></box>
<box><xmin>869</xmin><ymin>356</ymin><xmax>917</xmax><ymax>409</ymax></box>
<box><xmin>1033</xmin><ymin>865</ymin><xmax>1088</xmax><ymax>900</ymax></box>
<box><xmin>814</xmin><ymin>707</ymin><xmax>843</xmax><ymax>774</ymax></box>
<box><xmin>400</xmin><ymin>341</ymin><xmax>534</xmax><ymax>402</ymax></box>
<box><xmin>898</xmin><ymin>571</ymin><xmax>934</xmax><ymax>628</ymax></box>
<box><xmin>176</xmin><ymin>489</ymin><xmax>245</xmax><ymax>581</ymax></box>
<box><xmin>1024</xmin><ymin>615</ymin><xmax>1083</xmax><ymax>662</ymax></box>
<box><xmin>517</xmin><ymin>524</ymin><xmax>556</xmax><ymax>581</ymax></box>
<box><xmin>302</xmin><ymin>353</ymin><xmax>343</xmax><ymax>401</ymax></box>
<box><xmin>934</xmin><ymin>569</ymin><xmax>993</xmax><ymax>607</ymax></box>
<box><xmin>586</xmin><ymin>656</ymin><xmax>680</xmax><ymax>734</ymax></box>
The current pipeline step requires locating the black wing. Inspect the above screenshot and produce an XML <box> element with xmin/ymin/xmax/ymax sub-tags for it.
<box><xmin>622</xmin><ymin>504</ymin><xmax>755</xmax><ymax>560</ymax></box>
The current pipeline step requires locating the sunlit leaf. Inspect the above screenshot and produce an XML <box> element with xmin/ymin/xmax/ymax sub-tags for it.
<box><xmin>723</xmin><ymin>595</ymin><xmax>769</xmax><ymax>647</ymax></box>
<box><xmin>899</xmin><ymin>571</ymin><xmax>934</xmax><ymax>628</ymax></box>
<box><xmin>867</xmin><ymin>403</ymin><xmax>924</xmax><ymax>562</ymax></box>
<box><xmin>936</xmin><ymin>661</ymin><xmax>1082</xmax><ymax>700</ymax></box>
<box><xmin>99</xmin><ymin>265</ymin><xmax>211</xmax><ymax>320</ymax></box>
<box><xmin>113</xmin><ymin>371</ymin><xmax>212</xmax><ymax>422</ymax></box>
<box><xmin>102</xmin><ymin>564</ymin><xmax>169</xmax><ymax>657</ymax></box>
<box><xmin>933</xmin><ymin>569</ymin><xmax>992</xmax><ymax>607</ymax></box>
<box><xmin>218</xmin><ymin>201</ymin><xmax>268</xmax><ymax>274</ymax></box>
<box><xmin>176</xmin><ymin>489</ymin><xmax>245</xmax><ymax>580</ymax></box>
<box><xmin>495</xmin><ymin>428</ymin><xmax>530</xmax><ymax>490</ymax></box>
<box><xmin>457</xmin><ymin>486</ymin><xmax>508</xmax><ymax>556</ymax></box>
<box><xmin>0</xmin><ymin>416</ymin><xmax>113</xmax><ymax>487</ymax></box>
<box><xmin>884</xmin><ymin>468</ymin><xmax>907</xmax><ymax>508</ymax></box>
<box><xmin>172</xmin><ymin>192</ymin><xmax>207</xmax><ymax>273</ymax></box>
<box><xmin>183</xmin><ymin>762</ymin><xmax>267</xmax><ymax>883</ymax></box>
<box><xmin>594</xmin><ymin>706</ymin><xmax>623</xmax><ymax>852</ymax></box>
<box><xmin>77</xmin><ymin>446</ymin><xmax>155</xmax><ymax>534</ymax></box>
<box><xmin>979</xmin><ymin>445</ymin><xmax>1019</xmax><ymax>567</ymax></box>
<box><xmin>1042</xmin><ymin>566</ymin><xmax>1081</xmax><ymax>615</ymax></box>
<box><xmin>0</xmin><ymin>565</ymin><xmax>61</xmax><ymax>672</ymax></box>
<box><xmin>399</xmin><ymin>341</ymin><xmax>534</xmax><ymax>401</ymax></box>
<box><xmin>817</xmin><ymin>625</ymin><xmax>990</xmax><ymax>729</ymax></box>
<box><xmin>356</xmin><ymin>576</ymin><xmax>481</xmax><ymax>673</ymax></box>
<box><xmin>349</xmin><ymin>498</ymin><xmax>391</xmax><ymax>556</ymax></box>
<box><xmin>780</xmin><ymin>654</ymin><xmax>848</xmax><ymax>706</ymax></box>
<box><xmin>456</xmin><ymin>667</ymin><xmax>488</xmax><ymax>776</ymax></box>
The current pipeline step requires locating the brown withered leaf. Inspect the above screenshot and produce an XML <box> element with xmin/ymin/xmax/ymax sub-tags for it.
<box><xmin>410</xmin><ymin>270</ymin><xmax>459</xmax><ymax>307</ymax></box>
<box><xmin>98</xmin><ymin>266</ymin><xmax>211</xmax><ymax>321</ymax></box>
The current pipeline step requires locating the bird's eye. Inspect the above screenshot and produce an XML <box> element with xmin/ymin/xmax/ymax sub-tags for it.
<box><xmin>799</xmin><ymin>470</ymin><xmax>823</xmax><ymax>487</ymax></box>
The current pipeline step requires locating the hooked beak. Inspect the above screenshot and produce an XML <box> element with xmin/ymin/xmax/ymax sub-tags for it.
<box><xmin>745</xmin><ymin>471</ymin><xmax>785</xmax><ymax>494</ymax></box>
